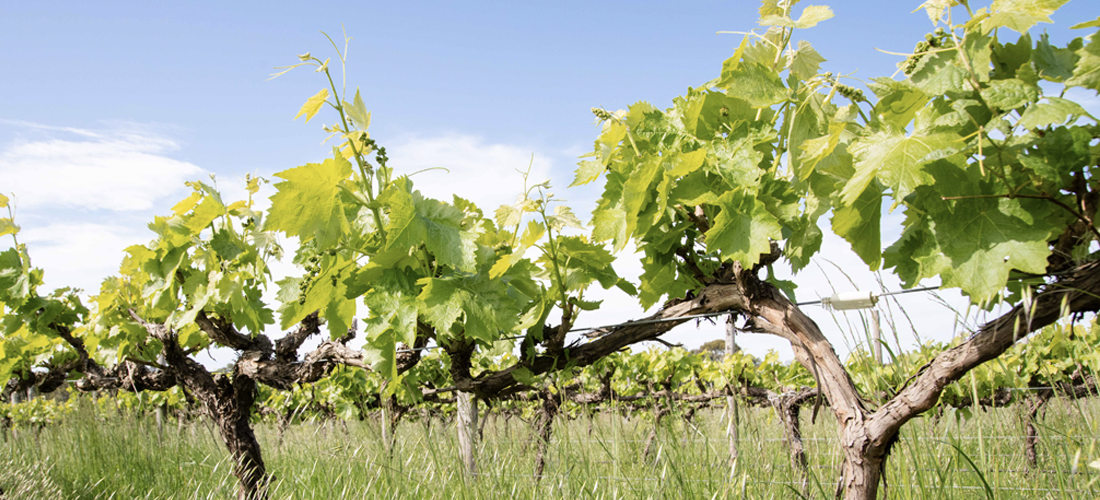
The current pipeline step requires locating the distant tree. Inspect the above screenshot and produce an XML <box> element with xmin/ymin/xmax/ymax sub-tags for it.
<box><xmin>693</xmin><ymin>339</ymin><xmax>727</xmax><ymax>360</ymax></box>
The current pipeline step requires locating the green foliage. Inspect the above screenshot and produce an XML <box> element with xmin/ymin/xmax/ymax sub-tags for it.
<box><xmin>581</xmin><ymin>0</ymin><xmax>1100</xmax><ymax>308</ymax></box>
<box><xmin>1</xmin><ymin>2</ymin><xmax>1097</xmax><ymax>443</ymax></box>
<box><xmin>265</xmin><ymin>156</ymin><xmax>353</xmax><ymax>249</ymax></box>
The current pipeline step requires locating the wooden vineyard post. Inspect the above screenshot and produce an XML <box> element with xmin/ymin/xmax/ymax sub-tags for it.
<box><xmin>457</xmin><ymin>391</ymin><xmax>479</xmax><ymax>477</ymax></box>
<box><xmin>870</xmin><ymin>309</ymin><xmax>882</xmax><ymax>365</ymax></box>
<box><xmin>155</xmin><ymin>399</ymin><xmax>166</xmax><ymax>441</ymax></box>
<box><xmin>725</xmin><ymin>317</ymin><xmax>740</xmax><ymax>479</ymax></box>
<box><xmin>155</xmin><ymin>354</ymin><xmax>167</xmax><ymax>441</ymax></box>
<box><xmin>381</xmin><ymin>400</ymin><xmax>392</xmax><ymax>456</ymax></box>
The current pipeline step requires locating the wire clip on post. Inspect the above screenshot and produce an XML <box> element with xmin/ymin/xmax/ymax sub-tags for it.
<box><xmin>821</xmin><ymin>291</ymin><xmax>878</xmax><ymax>311</ymax></box>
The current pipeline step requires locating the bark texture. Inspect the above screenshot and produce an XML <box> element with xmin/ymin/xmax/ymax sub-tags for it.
<box><xmin>34</xmin><ymin>309</ymin><xmax>373</xmax><ymax>500</ymax></box>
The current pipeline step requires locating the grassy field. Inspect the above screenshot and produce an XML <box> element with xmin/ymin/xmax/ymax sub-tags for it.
<box><xmin>2</xmin><ymin>396</ymin><xmax>1099</xmax><ymax>499</ymax></box>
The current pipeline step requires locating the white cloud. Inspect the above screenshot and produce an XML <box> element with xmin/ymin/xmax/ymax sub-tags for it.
<box><xmin>386</xmin><ymin>134</ymin><xmax>555</xmax><ymax>214</ymax></box>
<box><xmin>0</xmin><ymin>123</ymin><xmax>204</xmax><ymax>211</ymax></box>
<box><xmin>18</xmin><ymin>222</ymin><xmax>146</xmax><ymax>294</ymax></box>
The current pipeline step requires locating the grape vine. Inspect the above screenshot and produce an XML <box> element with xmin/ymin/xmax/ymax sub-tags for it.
<box><xmin>1</xmin><ymin>1</ymin><xmax>1099</xmax><ymax>499</ymax></box>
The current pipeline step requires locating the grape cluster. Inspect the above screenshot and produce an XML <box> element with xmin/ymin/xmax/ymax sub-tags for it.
<box><xmin>360</xmin><ymin>137</ymin><xmax>389</xmax><ymax>168</ymax></box>
<box><xmin>297</xmin><ymin>254</ymin><xmax>323</xmax><ymax>305</ymax></box>
<box><xmin>904</xmin><ymin>27</ymin><xmax>949</xmax><ymax>76</ymax></box>
<box><xmin>591</xmin><ymin>107</ymin><xmax>614</xmax><ymax>121</ymax></box>
<box><xmin>835</xmin><ymin>84</ymin><xmax>866</xmax><ymax>103</ymax></box>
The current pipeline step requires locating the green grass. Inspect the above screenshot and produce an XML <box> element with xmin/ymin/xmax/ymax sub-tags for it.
<box><xmin>2</xmin><ymin>397</ymin><xmax>1100</xmax><ymax>499</ymax></box>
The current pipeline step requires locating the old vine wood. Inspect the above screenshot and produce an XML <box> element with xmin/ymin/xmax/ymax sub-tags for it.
<box><xmin>1</xmin><ymin>1</ymin><xmax>1100</xmax><ymax>499</ymax></box>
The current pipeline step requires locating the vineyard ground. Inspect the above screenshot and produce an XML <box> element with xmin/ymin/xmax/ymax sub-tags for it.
<box><xmin>2</xmin><ymin>397</ymin><xmax>1099</xmax><ymax>499</ymax></box>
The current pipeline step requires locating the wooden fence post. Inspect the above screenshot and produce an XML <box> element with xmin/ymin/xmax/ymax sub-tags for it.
<box><xmin>725</xmin><ymin>317</ymin><xmax>740</xmax><ymax>479</ymax></box>
<box><xmin>155</xmin><ymin>354</ymin><xmax>166</xmax><ymax>441</ymax></box>
<box><xmin>871</xmin><ymin>309</ymin><xmax>882</xmax><ymax>365</ymax></box>
<box><xmin>457</xmin><ymin>391</ymin><xmax>478</xmax><ymax>477</ymax></box>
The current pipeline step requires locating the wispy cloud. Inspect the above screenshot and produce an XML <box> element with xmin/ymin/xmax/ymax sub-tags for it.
<box><xmin>19</xmin><ymin>222</ymin><xmax>146</xmax><ymax>294</ymax></box>
<box><xmin>386</xmin><ymin>134</ymin><xmax>555</xmax><ymax>215</ymax></box>
<box><xmin>0</xmin><ymin>122</ymin><xmax>204</xmax><ymax>211</ymax></box>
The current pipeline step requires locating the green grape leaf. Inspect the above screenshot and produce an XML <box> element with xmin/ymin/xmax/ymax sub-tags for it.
<box><xmin>980</xmin><ymin>78</ymin><xmax>1039</xmax><ymax>110</ymax></box>
<box><xmin>295</xmin><ymin>88</ymin><xmax>330</xmax><ymax>123</ymax></box>
<box><xmin>784</xmin><ymin>211</ymin><xmax>824</xmax><ymax>271</ymax></box>
<box><xmin>719</xmin><ymin>35</ymin><xmax>751</xmax><ymax>78</ymax></box>
<box><xmin>666</xmin><ymin>149</ymin><xmax>708</xmax><ymax>177</ymax></box>
<box><xmin>709</xmin><ymin>135</ymin><xmax>765</xmax><ymax>189</ymax></box>
<box><xmin>793</xmin><ymin>5</ymin><xmax>834</xmax><ymax>29</ymax></box>
<box><xmin>361</xmin><ymin>270</ymin><xmax>419</xmax><ymax>347</ymax></box>
<box><xmin>184</xmin><ymin>195</ymin><xmax>225</xmax><ymax>234</ymax></box>
<box><xmin>758</xmin><ymin>0</ymin><xmax>784</xmax><ymax>17</ymax></box>
<box><xmin>171</xmin><ymin>192</ymin><xmax>202</xmax><ymax>216</ymax></box>
<box><xmin>618</xmin><ymin>156</ymin><xmax>662</xmax><ymax>252</ymax></box>
<box><xmin>920</xmin><ymin>160</ymin><xmax>1060</xmax><ymax>300</ymax></box>
<box><xmin>570</xmin><ymin>160</ymin><xmax>604</xmax><ymax>187</ymax></box>
<box><xmin>489</xmin><ymin>220</ymin><xmax>544</xmax><ymax>279</ymax></box>
<box><xmin>841</xmin><ymin>129</ymin><xmax>957</xmax><ymax>204</ymax></box>
<box><xmin>512</xmin><ymin>366</ymin><xmax>538</xmax><ymax>386</ymax></box>
<box><xmin>549</xmin><ymin>236</ymin><xmax>635</xmax><ymax>295</ymax></box>
<box><xmin>595</xmin><ymin>121</ymin><xmax>627</xmax><ymax>167</ymax></box>
<box><xmin>705</xmin><ymin>191</ymin><xmax>782</xmax><ymax>266</ymax></box>
<box><xmin>210</xmin><ymin>229</ymin><xmax>244</xmax><ymax>262</ymax></box>
<box><xmin>742</xmin><ymin>27</ymin><xmax>785</xmax><ymax>70</ymax></box>
<box><xmin>759</xmin><ymin>5</ymin><xmax>834</xmax><ymax>29</ymax></box>
<box><xmin>717</xmin><ymin>62</ymin><xmax>789</xmax><ymax>108</ymax></box>
<box><xmin>915</xmin><ymin>0</ymin><xmax>959</xmax><ymax>23</ymax></box>
<box><xmin>1018</xmin><ymin>126</ymin><xmax>1092</xmax><ymax>181</ymax></box>
<box><xmin>961</xmin><ymin>28</ymin><xmax>994</xmax><ymax>83</ymax></box>
<box><xmin>1066</xmin><ymin>32</ymin><xmax>1100</xmax><ymax>90</ymax></box>
<box><xmin>910</xmin><ymin>48</ymin><xmax>969</xmax><ymax>95</ymax></box>
<box><xmin>675</xmin><ymin>91</ymin><xmax>731</xmax><ymax>139</ymax></box>
<box><xmin>831</xmin><ymin>181</ymin><xmax>883</xmax><ymax>269</ymax></box>
<box><xmin>0</xmin><ymin>218</ymin><xmax>18</xmax><ymax>238</ymax></box>
<box><xmin>0</xmin><ymin>248</ymin><xmax>31</xmax><ymax>305</ymax></box>
<box><xmin>767</xmin><ymin>275</ymin><xmax>798</xmax><ymax>303</ymax></box>
<box><xmin>416</xmin><ymin>273</ymin><xmax>522</xmax><ymax>346</ymax></box>
<box><xmin>345</xmin><ymin>89</ymin><xmax>372</xmax><ymax>130</ymax></box>
<box><xmin>936</xmin><ymin>197</ymin><xmax>1057</xmax><ymax>300</ymax></box>
<box><xmin>869</xmin><ymin>78</ymin><xmax>929</xmax><ymax>129</ymax></box>
<box><xmin>1034</xmin><ymin>33</ymin><xmax>1082</xmax><ymax>82</ymax></box>
<box><xmin>362</xmin><ymin>329</ymin><xmax>399</xmax><ymax>381</ymax></box>
<box><xmin>591</xmin><ymin>206</ymin><xmax>628</xmax><ymax>247</ymax></box>
<box><xmin>275</xmin><ymin>256</ymin><xmax>354</xmax><ymax>337</ymax></box>
<box><xmin>266</xmin><ymin>155</ymin><xmax>352</xmax><ymax>248</ymax></box>
<box><xmin>325</xmin><ymin>284</ymin><xmax>357</xmax><ymax>339</ymax></box>
<box><xmin>992</xmin><ymin>32</ymin><xmax>1033</xmax><ymax>79</ymax></box>
<box><xmin>380</xmin><ymin>181</ymin><xmax>478</xmax><ymax>272</ymax></box>
<box><xmin>547</xmin><ymin>205</ymin><xmax>584</xmax><ymax>232</ymax></box>
<box><xmin>1072</xmin><ymin>18</ymin><xmax>1100</xmax><ymax>30</ymax></box>
<box><xmin>983</xmin><ymin>0</ymin><xmax>1069</xmax><ymax>34</ymax></box>
<box><xmin>1017</xmin><ymin>96</ymin><xmax>1091</xmax><ymax>128</ymax></box>
<box><xmin>571</xmin><ymin>297</ymin><xmax>603</xmax><ymax>311</ymax></box>
<box><xmin>229</xmin><ymin>285</ymin><xmax>273</xmax><ymax>336</ymax></box>
<box><xmin>797</xmin><ymin>120</ymin><xmax>845</xmax><ymax>180</ymax></box>
<box><xmin>788</xmin><ymin>40</ymin><xmax>826</xmax><ymax>81</ymax></box>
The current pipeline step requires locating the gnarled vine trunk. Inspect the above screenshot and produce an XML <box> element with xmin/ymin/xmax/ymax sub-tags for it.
<box><xmin>163</xmin><ymin>340</ymin><xmax>270</xmax><ymax>500</ymax></box>
<box><xmin>772</xmin><ymin>388</ymin><xmax>818</xmax><ymax>493</ymax></box>
<box><xmin>745</xmin><ymin>259</ymin><xmax>1100</xmax><ymax>499</ymax></box>
<box><xmin>533</xmin><ymin>391</ymin><xmax>559</xmax><ymax>479</ymax></box>
<box><xmin>206</xmin><ymin>374</ymin><xmax>268</xmax><ymax>500</ymax></box>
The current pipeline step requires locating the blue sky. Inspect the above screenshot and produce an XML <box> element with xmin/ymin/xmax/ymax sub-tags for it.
<box><xmin>2</xmin><ymin>1</ymin><xmax>1098</xmax><ymax>364</ymax></box>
